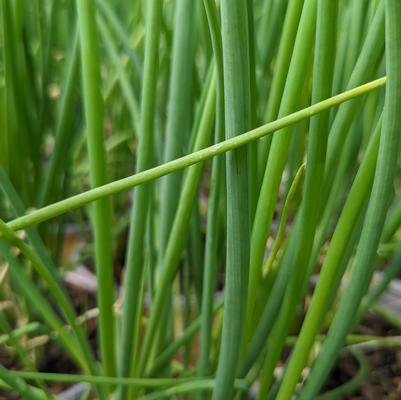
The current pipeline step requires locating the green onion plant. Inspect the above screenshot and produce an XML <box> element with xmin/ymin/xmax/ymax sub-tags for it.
<box><xmin>0</xmin><ymin>1</ymin><xmax>400</xmax><ymax>399</ymax></box>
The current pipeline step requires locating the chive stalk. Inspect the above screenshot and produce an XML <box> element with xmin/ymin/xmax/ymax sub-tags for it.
<box><xmin>117</xmin><ymin>0</ymin><xmax>163</xmax><ymax>397</ymax></box>
<box><xmin>5</xmin><ymin>78</ymin><xmax>385</xmax><ymax>234</ymax></box>
<box><xmin>212</xmin><ymin>0</ymin><xmax>251</xmax><ymax>398</ymax></box>
<box><xmin>76</xmin><ymin>0</ymin><xmax>116</xmax><ymax>377</ymax></box>
<box><xmin>197</xmin><ymin>0</ymin><xmax>225</xmax><ymax>390</ymax></box>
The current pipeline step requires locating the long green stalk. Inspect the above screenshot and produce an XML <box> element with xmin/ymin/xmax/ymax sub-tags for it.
<box><xmin>198</xmin><ymin>0</ymin><xmax>225</xmax><ymax>390</ymax></box>
<box><xmin>300</xmin><ymin>1</ymin><xmax>401</xmax><ymax>397</ymax></box>
<box><xmin>155</xmin><ymin>0</ymin><xmax>196</xmax><ymax>371</ymax></box>
<box><xmin>212</xmin><ymin>1</ymin><xmax>251</xmax><ymax>398</ymax></box>
<box><xmin>76</xmin><ymin>0</ymin><xmax>116</xmax><ymax>378</ymax></box>
<box><xmin>158</xmin><ymin>0</ymin><xmax>195</xmax><ymax>261</ymax></box>
<box><xmin>246</xmin><ymin>0</ymin><xmax>258</xmax><ymax>218</ymax></box>
<box><xmin>0</xmin><ymin>0</ymin><xmax>28</xmax><ymax>199</ymax></box>
<box><xmin>117</xmin><ymin>0</ymin><xmax>163</xmax><ymax>396</ymax></box>
<box><xmin>5</xmin><ymin>78</ymin><xmax>385</xmax><ymax>233</ymax></box>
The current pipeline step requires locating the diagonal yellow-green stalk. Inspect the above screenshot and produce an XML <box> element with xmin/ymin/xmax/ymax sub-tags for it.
<box><xmin>4</xmin><ymin>78</ymin><xmax>385</xmax><ymax>234</ymax></box>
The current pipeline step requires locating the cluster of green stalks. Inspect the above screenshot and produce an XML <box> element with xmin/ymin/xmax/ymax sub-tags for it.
<box><xmin>0</xmin><ymin>0</ymin><xmax>401</xmax><ymax>399</ymax></box>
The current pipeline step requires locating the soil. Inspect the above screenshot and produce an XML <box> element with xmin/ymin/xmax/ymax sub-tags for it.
<box><xmin>323</xmin><ymin>312</ymin><xmax>401</xmax><ymax>399</ymax></box>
